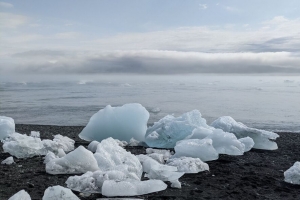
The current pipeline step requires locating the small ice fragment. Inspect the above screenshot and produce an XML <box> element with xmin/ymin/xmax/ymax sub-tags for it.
<box><xmin>146</xmin><ymin>148</ymin><xmax>172</xmax><ymax>161</ymax></box>
<box><xmin>30</xmin><ymin>131</ymin><xmax>40</xmax><ymax>138</ymax></box>
<box><xmin>239</xmin><ymin>137</ymin><xmax>254</xmax><ymax>152</ymax></box>
<box><xmin>42</xmin><ymin>185</ymin><xmax>80</xmax><ymax>200</ymax></box>
<box><xmin>79</xmin><ymin>103</ymin><xmax>149</xmax><ymax>143</ymax></box>
<box><xmin>102</xmin><ymin>179</ymin><xmax>167</xmax><ymax>196</ymax></box>
<box><xmin>0</xmin><ymin>116</ymin><xmax>15</xmax><ymax>140</ymax></box>
<box><xmin>57</xmin><ymin>148</ymin><xmax>66</xmax><ymax>158</ymax></box>
<box><xmin>170</xmin><ymin>180</ymin><xmax>181</xmax><ymax>188</ymax></box>
<box><xmin>128</xmin><ymin>138</ymin><xmax>140</xmax><ymax>146</ymax></box>
<box><xmin>88</xmin><ymin>141</ymin><xmax>100</xmax><ymax>152</ymax></box>
<box><xmin>42</xmin><ymin>134</ymin><xmax>75</xmax><ymax>153</ymax></box>
<box><xmin>8</xmin><ymin>190</ymin><xmax>31</xmax><ymax>200</ymax></box>
<box><xmin>167</xmin><ymin>157</ymin><xmax>209</xmax><ymax>173</ymax></box>
<box><xmin>284</xmin><ymin>162</ymin><xmax>300</xmax><ymax>184</ymax></box>
<box><xmin>1</xmin><ymin>156</ymin><xmax>14</xmax><ymax>165</ymax></box>
<box><xmin>44</xmin><ymin>151</ymin><xmax>57</xmax><ymax>164</ymax></box>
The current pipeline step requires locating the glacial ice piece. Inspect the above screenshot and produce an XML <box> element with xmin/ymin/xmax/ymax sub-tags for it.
<box><xmin>145</xmin><ymin>110</ymin><xmax>213</xmax><ymax>148</ymax></box>
<box><xmin>101</xmin><ymin>179</ymin><xmax>167</xmax><ymax>196</ymax></box>
<box><xmin>42</xmin><ymin>134</ymin><xmax>75</xmax><ymax>153</ymax></box>
<box><xmin>185</xmin><ymin>127</ymin><xmax>213</xmax><ymax>140</ymax></box>
<box><xmin>172</xmin><ymin>139</ymin><xmax>219</xmax><ymax>162</ymax></box>
<box><xmin>88</xmin><ymin>141</ymin><xmax>100</xmax><ymax>152</ymax></box>
<box><xmin>284</xmin><ymin>162</ymin><xmax>300</xmax><ymax>184</ymax></box>
<box><xmin>8</xmin><ymin>190</ymin><xmax>31</xmax><ymax>200</ymax></box>
<box><xmin>94</xmin><ymin>138</ymin><xmax>143</xmax><ymax>178</ymax></box>
<box><xmin>147</xmin><ymin>153</ymin><xmax>165</xmax><ymax>164</ymax></box>
<box><xmin>239</xmin><ymin>137</ymin><xmax>254</xmax><ymax>152</ymax></box>
<box><xmin>30</xmin><ymin>131</ymin><xmax>40</xmax><ymax>138</ymax></box>
<box><xmin>128</xmin><ymin>138</ymin><xmax>140</xmax><ymax>146</ymax></box>
<box><xmin>1</xmin><ymin>156</ymin><xmax>14</xmax><ymax>165</ymax></box>
<box><xmin>3</xmin><ymin>133</ymin><xmax>47</xmax><ymax>158</ymax></box>
<box><xmin>79</xmin><ymin>103</ymin><xmax>149</xmax><ymax>142</ymax></box>
<box><xmin>170</xmin><ymin>180</ymin><xmax>181</xmax><ymax>188</ymax></box>
<box><xmin>44</xmin><ymin>151</ymin><xmax>57</xmax><ymax>164</ymax></box>
<box><xmin>211</xmin><ymin>116</ymin><xmax>279</xmax><ymax>150</ymax></box>
<box><xmin>166</xmin><ymin>157</ymin><xmax>209</xmax><ymax>173</ymax></box>
<box><xmin>0</xmin><ymin>116</ymin><xmax>15</xmax><ymax>140</ymax></box>
<box><xmin>46</xmin><ymin>146</ymin><xmax>99</xmax><ymax>174</ymax></box>
<box><xmin>146</xmin><ymin>148</ymin><xmax>172</xmax><ymax>161</ymax></box>
<box><xmin>42</xmin><ymin>185</ymin><xmax>79</xmax><ymax>200</ymax></box>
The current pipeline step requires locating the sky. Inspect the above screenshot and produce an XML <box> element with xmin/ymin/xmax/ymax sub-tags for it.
<box><xmin>1</xmin><ymin>0</ymin><xmax>300</xmax><ymax>74</ymax></box>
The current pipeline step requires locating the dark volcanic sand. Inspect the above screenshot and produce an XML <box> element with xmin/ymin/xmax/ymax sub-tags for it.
<box><xmin>1</xmin><ymin>124</ymin><xmax>300</xmax><ymax>200</ymax></box>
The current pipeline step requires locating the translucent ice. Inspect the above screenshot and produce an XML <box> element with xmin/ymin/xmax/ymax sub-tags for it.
<box><xmin>79</xmin><ymin>103</ymin><xmax>149</xmax><ymax>142</ymax></box>
<box><xmin>211</xmin><ymin>116</ymin><xmax>279</xmax><ymax>150</ymax></box>
<box><xmin>94</xmin><ymin>138</ymin><xmax>143</xmax><ymax>179</ymax></box>
<box><xmin>145</xmin><ymin>110</ymin><xmax>212</xmax><ymax>148</ymax></box>
<box><xmin>239</xmin><ymin>137</ymin><xmax>254</xmax><ymax>152</ymax></box>
<box><xmin>87</xmin><ymin>141</ymin><xmax>100</xmax><ymax>152</ymax></box>
<box><xmin>1</xmin><ymin>156</ymin><xmax>14</xmax><ymax>165</ymax></box>
<box><xmin>0</xmin><ymin>116</ymin><xmax>15</xmax><ymax>140</ymax></box>
<box><xmin>46</xmin><ymin>146</ymin><xmax>99</xmax><ymax>174</ymax></box>
<box><xmin>166</xmin><ymin>157</ymin><xmax>209</xmax><ymax>173</ymax></box>
<box><xmin>42</xmin><ymin>185</ymin><xmax>79</xmax><ymax>200</ymax></box>
<box><xmin>172</xmin><ymin>139</ymin><xmax>219</xmax><ymax>162</ymax></box>
<box><xmin>101</xmin><ymin>179</ymin><xmax>167</xmax><ymax>196</ymax></box>
<box><xmin>284</xmin><ymin>162</ymin><xmax>300</xmax><ymax>184</ymax></box>
<box><xmin>8</xmin><ymin>190</ymin><xmax>31</xmax><ymax>200</ymax></box>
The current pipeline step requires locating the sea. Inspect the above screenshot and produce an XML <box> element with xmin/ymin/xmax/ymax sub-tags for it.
<box><xmin>0</xmin><ymin>74</ymin><xmax>299</xmax><ymax>132</ymax></box>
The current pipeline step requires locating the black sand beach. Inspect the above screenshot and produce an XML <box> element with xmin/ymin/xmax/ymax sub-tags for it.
<box><xmin>1</xmin><ymin>124</ymin><xmax>300</xmax><ymax>200</ymax></box>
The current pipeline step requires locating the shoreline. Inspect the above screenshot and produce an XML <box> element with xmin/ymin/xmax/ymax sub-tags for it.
<box><xmin>1</xmin><ymin>124</ymin><xmax>300</xmax><ymax>199</ymax></box>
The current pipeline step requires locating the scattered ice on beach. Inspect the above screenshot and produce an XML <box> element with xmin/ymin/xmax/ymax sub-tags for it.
<box><xmin>42</xmin><ymin>185</ymin><xmax>80</xmax><ymax>200</ymax></box>
<box><xmin>79</xmin><ymin>103</ymin><xmax>149</xmax><ymax>143</ymax></box>
<box><xmin>172</xmin><ymin>139</ymin><xmax>219</xmax><ymax>162</ymax></box>
<box><xmin>211</xmin><ymin>116</ymin><xmax>279</xmax><ymax>150</ymax></box>
<box><xmin>30</xmin><ymin>131</ymin><xmax>40</xmax><ymax>138</ymax></box>
<box><xmin>94</xmin><ymin>137</ymin><xmax>143</xmax><ymax>178</ymax></box>
<box><xmin>3</xmin><ymin>133</ymin><xmax>47</xmax><ymax>158</ymax></box>
<box><xmin>42</xmin><ymin>134</ymin><xmax>75</xmax><ymax>154</ymax></box>
<box><xmin>1</xmin><ymin>156</ymin><xmax>14</xmax><ymax>165</ymax></box>
<box><xmin>101</xmin><ymin>179</ymin><xmax>167</xmax><ymax>196</ymax></box>
<box><xmin>8</xmin><ymin>190</ymin><xmax>31</xmax><ymax>200</ymax></box>
<box><xmin>239</xmin><ymin>137</ymin><xmax>255</xmax><ymax>152</ymax></box>
<box><xmin>0</xmin><ymin>116</ymin><xmax>15</xmax><ymax>140</ymax></box>
<box><xmin>46</xmin><ymin>146</ymin><xmax>99</xmax><ymax>174</ymax></box>
<box><xmin>166</xmin><ymin>157</ymin><xmax>209</xmax><ymax>173</ymax></box>
<box><xmin>145</xmin><ymin>110</ymin><xmax>212</xmax><ymax>148</ymax></box>
<box><xmin>284</xmin><ymin>162</ymin><xmax>300</xmax><ymax>184</ymax></box>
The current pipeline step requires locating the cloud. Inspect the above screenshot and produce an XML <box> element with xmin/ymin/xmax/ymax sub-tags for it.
<box><xmin>55</xmin><ymin>32</ymin><xmax>81</xmax><ymax>39</ymax></box>
<box><xmin>0</xmin><ymin>2</ymin><xmax>13</xmax><ymax>8</ymax></box>
<box><xmin>0</xmin><ymin>12</ymin><xmax>28</xmax><ymax>28</ymax></box>
<box><xmin>199</xmin><ymin>4</ymin><xmax>208</xmax><ymax>10</ymax></box>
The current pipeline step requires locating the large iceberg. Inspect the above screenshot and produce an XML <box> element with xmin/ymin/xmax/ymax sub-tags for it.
<box><xmin>284</xmin><ymin>162</ymin><xmax>300</xmax><ymax>184</ymax></box>
<box><xmin>8</xmin><ymin>190</ymin><xmax>31</xmax><ymax>200</ymax></box>
<box><xmin>46</xmin><ymin>146</ymin><xmax>99</xmax><ymax>174</ymax></box>
<box><xmin>101</xmin><ymin>179</ymin><xmax>167</xmax><ymax>196</ymax></box>
<box><xmin>172</xmin><ymin>139</ymin><xmax>219</xmax><ymax>162</ymax></box>
<box><xmin>166</xmin><ymin>157</ymin><xmax>209</xmax><ymax>173</ymax></box>
<box><xmin>145</xmin><ymin>110</ymin><xmax>212</xmax><ymax>148</ymax></box>
<box><xmin>42</xmin><ymin>185</ymin><xmax>80</xmax><ymax>200</ymax></box>
<box><xmin>0</xmin><ymin>116</ymin><xmax>15</xmax><ymax>140</ymax></box>
<box><xmin>79</xmin><ymin>103</ymin><xmax>149</xmax><ymax>142</ymax></box>
<box><xmin>211</xmin><ymin>116</ymin><xmax>279</xmax><ymax>150</ymax></box>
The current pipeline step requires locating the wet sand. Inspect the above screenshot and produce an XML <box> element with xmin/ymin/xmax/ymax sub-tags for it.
<box><xmin>1</xmin><ymin>124</ymin><xmax>300</xmax><ymax>200</ymax></box>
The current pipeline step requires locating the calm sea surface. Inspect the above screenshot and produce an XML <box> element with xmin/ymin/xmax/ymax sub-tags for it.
<box><xmin>0</xmin><ymin>74</ymin><xmax>299</xmax><ymax>132</ymax></box>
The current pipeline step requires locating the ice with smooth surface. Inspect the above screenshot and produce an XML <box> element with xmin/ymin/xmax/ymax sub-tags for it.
<box><xmin>172</xmin><ymin>139</ymin><xmax>219</xmax><ymax>162</ymax></box>
<box><xmin>211</xmin><ymin>116</ymin><xmax>279</xmax><ymax>150</ymax></box>
<box><xmin>42</xmin><ymin>185</ymin><xmax>80</xmax><ymax>200</ymax></box>
<box><xmin>3</xmin><ymin>133</ymin><xmax>47</xmax><ymax>158</ymax></box>
<box><xmin>239</xmin><ymin>137</ymin><xmax>255</xmax><ymax>152</ymax></box>
<box><xmin>0</xmin><ymin>116</ymin><xmax>15</xmax><ymax>140</ymax></box>
<box><xmin>94</xmin><ymin>138</ymin><xmax>142</xmax><ymax>178</ymax></box>
<box><xmin>1</xmin><ymin>156</ymin><xmax>14</xmax><ymax>165</ymax></box>
<box><xmin>88</xmin><ymin>141</ymin><xmax>100</xmax><ymax>152</ymax></box>
<box><xmin>284</xmin><ymin>162</ymin><xmax>300</xmax><ymax>184</ymax></box>
<box><xmin>145</xmin><ymin>110</ymin><xmax>213</xmax><ymax>148</ymax></box>
<box><xmin>30</xmin><ymin>131</ymin><xmax>40</xmax><ymax>138</ymax></box>
<box><xmin>42</xmin><ymin>134</ymin><xmax>75</xmax><ymax>153</ymax></box>
<box><xmin>46</xmin><ymin>146</ymin><xmax>99</xmax><ymax>174</ymax></box>
<box><xmin>101</xmin><ymin>179</ymin><xmax>167</xmax><ymax>196</ymax></box>
<box><xmin>166</xmin><ymin>157</ymin><xmax>209</xmax><ymax>173</ymax></box>
<box><xmin>8</xmin><ymin>190</ymin><xmax>31</xmax><ymax>200</ymax></box>
<box><xmin>79</xmin><ymin>103</ymin><xmax>149</xmax><ymax>142</ymax></box>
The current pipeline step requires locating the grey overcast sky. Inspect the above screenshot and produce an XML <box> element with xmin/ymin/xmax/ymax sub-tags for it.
<box><xmin>1</xmin><ymin>0</ymin><xmax>300</xmax><ymax>74</ymax></box>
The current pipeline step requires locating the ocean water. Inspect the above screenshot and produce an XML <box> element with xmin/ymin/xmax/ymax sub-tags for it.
<box><xmin>0</xmin><ymin>74</ymin><xmax>299</xmax><ymax>132</ymax></box>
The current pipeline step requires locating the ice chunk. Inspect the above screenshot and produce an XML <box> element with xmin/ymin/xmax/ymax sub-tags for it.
<box><xmin>46</xmin><ymin>146</ymin><xmax>99</xmax><ymax>174</ymax></box>
<box><xmin>8</xmin><ymin>190</ymin><xmax>31</xmax><ymax>200</ymax></box>
<box><xmin>3</xmin><ymin>133</ymin><xmax>47</xmax><ymax>158</ymax></box>
<box><xmin>79</xmin><ymin>103</ymin><xmax>149</xmax><ymax>142</ymax></box>
<box><xmin>42</xmin><ymin>134</ymin><xmax>75</xmax><ymax>153</ymax></box>
<box><xmin>44</xmin><ymin>151</ymin><xmax>57</xmax><ymax>164</ymax></box>
<box><xmin>128</xmin><ymin>138</ymin><xmax>140</xmax><ymax>146</ymax></box>
<box><xmin>94</xmin><ymin>138</ymin><xmax>142</xmax><ymax>178</ymax></box>
<box><xmin>146</xmin><ymin>148</ymin><xmax>172</xmax><ymax>161</ymax></box>
<box><xmin>166</xmin><ymin>157</ymin><xmax>209</xmax><ymax>173</ymax></box>
<box><xmin>172</xmin><ymin>139</ymin><xmax>219</xmax><ymax>162</ymax></box>
<box><xmin>145</xmin><ymin>110</ymin><xmax>212</xmax><ymax>148</ymax></box>
<box><xmin>102</xmin><ymin>179</ymin><xmax>167</xmax><ymax>196</ymax></box>
<box><xmin>185</xmin><ymin>127</ymin><xmax>213</xmax><ymax>140</ymax></box>
<box><xmin>0</xmin><ymin>116</ymin><xmax>15</xmax><ymax>140</ymax></box>
<box><xmin>30</xmin><ymin>131</ymin><xmax>40</xmax><ymax>138</ymax></box>
<box><xmin>88</xmin><ymin>141</ymin><xmax>100</xmax><ymax>152</ymax></box>
<box><xmin>42</xmin><ymin>185</ymin><xmax>79</xmax><ymax>200</ymax></box>
<box><xmin>284</xmin><ymin>162</ymin><xmax>300</xmax><ymax>184</ymax></box>
<box><xmin>57</xmin><ymin>148</ymin><xmax>66</xmax><ymax>158</ymax></box>
<box><xmin>211</xmin><ymin>116</ymin><xmax>279</xmax><ymax>150</ymax></box>
<box><xmin>239</xmin><ymin>137</ymin><xmax>254</xmax><ymax>152</ymax></box>
<box><xmin>170</xmin><ymin>180</ymin><xmax>181</xmax><ymax>189</ymax></box>
<box><xmin>1</xmin><ymin>156</ymin><xmax>14</xmax><ymax>165</ymax></box>
<box><xmin>147</xmin><ymin>153</ymin><xmax>165</xmax><ymax>164</ymax></box>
